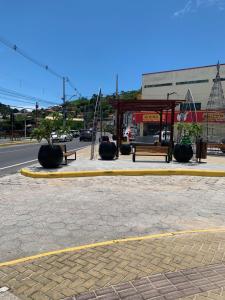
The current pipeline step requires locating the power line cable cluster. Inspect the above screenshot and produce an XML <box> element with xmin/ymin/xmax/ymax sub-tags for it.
<box><xmin>0</xmin><ymin>86</ymin><xmax>60</xmax><ymax>106</ymax></box>
<box><xmin>0</xmin><ymin>36</ymin><xmax>83</xmax><ymax>104</ymax></box>
<box><xmin>67</xmin><ymin>78</ymin><xmax>82</xmax><ymax>99</ymax></box>
<box><xmin>0</xmin><ymin>36</ymin><xmax>63</xmax><ymax>79</ymax></box>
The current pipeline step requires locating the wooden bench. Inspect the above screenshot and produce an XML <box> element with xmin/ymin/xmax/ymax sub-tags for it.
<box><xmin>60</xmin><ymin>144</ymin><xmax>77</xmax><ymax>165</ymax></box>
<box><xmin>132</xmin><ymin>144</ymin><xmax>170</xmax><ymax>163</ymax></box>
<box><xmin>207</xmin><ymin>143</ymin><xmax>225</xmax><ymax>154</ymax></box>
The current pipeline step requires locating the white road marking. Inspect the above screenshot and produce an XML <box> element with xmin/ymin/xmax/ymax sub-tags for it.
<box><xmin>0</xmin><ymin>159</ymin><xmax>38</xmax><ymax>170</ymax></box>
<box><xmin>0</xmin><ymin>148</ymin><xmax>32</xmax><ymax>154</ymax></box>
<box><xmin>0</xmin><ymin>145</ymin><xmax>90</xmax><ymax>171</ymax></box>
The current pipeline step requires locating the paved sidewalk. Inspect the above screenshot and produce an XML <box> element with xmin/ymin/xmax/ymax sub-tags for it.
<box><xmin>1</xmin><ymin>172</ymin><xmax>225</xmax><ymax>263</ymax></box>
<box><xmin>1</xmin><ymin>231</ymin><xmax>225</xmax><ymax>299</ymax></box>
<box><xmin>25</xmin><ymin>154</ymin><xmax>225</xmax><ymax>174</ymax></box>
<box><xmin>1</xmin><ymin>147</ymin><xmax>225</xmax><ymax>299</ymax></box>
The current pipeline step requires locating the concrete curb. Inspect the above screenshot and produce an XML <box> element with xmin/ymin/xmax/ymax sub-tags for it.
<box><xmin>1</xmin><ymin>228</ymin><xmax>225</xmax><ymax>267</ymax></box>
<box><xmin>0</xmin><ymin>140</ymin><xmax>37</xmax><ymax>147</ymax></box>
<box><xmin>20</xmin><ymin>168</ymin><xmax>225</xmax><ymax>178</ymax></box>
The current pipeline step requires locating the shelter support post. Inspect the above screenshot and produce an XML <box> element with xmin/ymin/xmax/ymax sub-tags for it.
<box><xmin>116</xmin><ymin>101</ymin><xmax>120</xmax><ymax>158</ymax></box>
<box><xmin>159</xmin><ymin>111</ymin><xmax>162</xmax><ymax>143</ymax></box>
<box><xmin>120</xmin><ymin>112</ymin><xmax>124</xmax><ymax>144</ymax></box>
<box><xmin>170</xmin><ymin>104</ymin><xmax>175</xmax><ymax>148</ymax></box>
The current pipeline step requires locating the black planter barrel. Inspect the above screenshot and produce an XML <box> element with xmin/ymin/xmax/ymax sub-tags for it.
<box><xmin>173</xmin><ymin>144</ymin><xmax>193</xmax><ymax>163</ymax></box>
<box><xmin>99</xmin><ymin>142</ymin><xmax>117</xmax><ymax>160</ymax></box>
<box><xmin>38</xmin><ymin>144</ymin><xmax>63</xmax><ymax>168</ymax></box>
<box><xmin>100</xmin><ymin>136</ymin><xmax>110</xmax><ymax>142</ymax></box>
<box><xmin>120</xmin><ymin>144</ymin><xmax>131</xmax><ymax>155</ymax></box>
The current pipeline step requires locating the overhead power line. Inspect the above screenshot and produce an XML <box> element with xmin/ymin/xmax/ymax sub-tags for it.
<box><xmin>67</xmin><ymin>78</ymin><xmax>82</xmax><ymax>99</ymax></box>
<box><xmin>4</xmin><ymin>104</ymin><xmax>34</xmax><ymax>110</ymax></box>
<box><xmin>0</xmin><ymin>36</ymin><xmax>83</xmax><ymax>114</ymax></box>
<box><xmin>0</xmin><ymin>36</ymin><xmax>63</xmax><ymax>79</ymax></box>
<box><xmin>0</xmin><ymin>86</ymin><xmax>60</xmax><ymax>106</ymax></box>
<box><xmin>0</xmin><ymin>94</ymin><xmax>36</xmax><ymax>106</ymax></box>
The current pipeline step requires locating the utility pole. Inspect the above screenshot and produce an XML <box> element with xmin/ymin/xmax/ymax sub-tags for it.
<box><xmin>90</xmin><ymin>89</ymin><xmax>101</xmax><ymax>160</ymax></box>
<box><xmin>100</xmin><ymin>91</ymin><xmax>103</xmax><ymax>140</ymax></box>
<box><xmin>114</xmin><ymin>74</ymin><xmax>119</xmax><ymax>139</ymax></box>
<box><xmin>24</xmin><ymin>115</ymin><xmax>27</xmax><ymax>140</ymax></box>
<box><xmin>35</xmin><ymin>102</ymin><xmax>38</xmax><ymax>128</ymax></box>
<box><xmin>10</xmin><ymin>112</ymin><xmax>14</xmax><ymax>141</ymax></box>
<box><xmin>116</xmin><ymin>74</ymin><xmax>118</xmax><ymax>98</ymax></box>
<box><xmin>62</xmin><ymin>77</ymin><xmax>66</xmax><ymax>126</ymax></box>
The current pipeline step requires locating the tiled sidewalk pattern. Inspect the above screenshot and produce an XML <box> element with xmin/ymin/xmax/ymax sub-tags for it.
<box><xmin>1</xmin><ymin>173</ymin><xmax>225</xmax><ymax>263</ymax></box>
<box><xmin>2</xmin><ymin>232</ymin><xmax>225</xmax><ymax>299</ymax></box>
<box><xmin>66</xmin><ymin>264</ymin><xmax>225</xmax><ymax>300</ymax></box>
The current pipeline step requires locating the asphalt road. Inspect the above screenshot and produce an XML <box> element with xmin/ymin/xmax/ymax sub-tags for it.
<box><xmin>0</xmin><ymin>138</ymin><xmax>91</xmax><ymax>177</ymax></box>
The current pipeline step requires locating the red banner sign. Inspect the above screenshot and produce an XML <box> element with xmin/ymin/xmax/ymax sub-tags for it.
<box><xmin>133</xmin><ymin>111</ymin><xmax>225</xmax><ymax>124</ymax></box>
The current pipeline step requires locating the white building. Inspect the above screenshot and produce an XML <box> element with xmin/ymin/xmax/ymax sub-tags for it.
<box><xmin>142</xmin><ymin>63</ymin><xmax>225</xmax><ymax>110</ymax></box>
<box><xmin>138</xmin><ymin>63</ymin><xmax>225</xmax><ymax>141</ymax></box>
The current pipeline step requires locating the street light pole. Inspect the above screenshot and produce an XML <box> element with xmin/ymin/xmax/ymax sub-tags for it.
<box><xmin>165</xmin><ymin>92</ymin><xmax>177</xmax><ymax>141</ymax></box>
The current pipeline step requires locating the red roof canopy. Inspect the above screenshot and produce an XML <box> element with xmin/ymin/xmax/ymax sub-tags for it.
<box><xmin>109</xmin><ymin>99</ymin><xmax>185</xmax><ymax>157</ymax></box>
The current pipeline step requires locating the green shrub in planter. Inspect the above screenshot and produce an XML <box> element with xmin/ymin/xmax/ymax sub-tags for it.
<box><xmin>31</xmin><ymin>113</ymin><xmax>71</xmax><ymax>168</ymax></box>
<box><xmin>174</xmin><ymin>122</ymin><xmax>202</xmax><ymax>163</ymax></box>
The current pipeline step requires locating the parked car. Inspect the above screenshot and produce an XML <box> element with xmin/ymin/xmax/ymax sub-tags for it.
<box><xmin>59</xmin><ymin>133</ymin><xmax>73</xmax><ymax>142</ymax></box>
<box><xmin>51</xmin><ymin>132</ymin><xmax>73</xmax><ymax>143</ymax></box>
<box><xmin>123</xmin><ymin>127</ymin><xmax>136</xmax><ymax>141</ymax></box>
<box><xmin>51</xmin><ymin>132</ymin><xmax>58</xmax><ymax>142</ymax></box>
<box><xmin>70</xmin><ymin>130</ymin><xmax>80</xmax><ymax>138</ymax></box>
<box><xmin>79</xmin><ymin>130</ymin><xmax>94</xmax><ymax>141</ymax></box>
<box><xmin>153</xmin><ymin>130</ymin><xmax>171</xmax><ymax>143</ymax></box>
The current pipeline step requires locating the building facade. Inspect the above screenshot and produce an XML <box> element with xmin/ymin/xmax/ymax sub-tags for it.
<box><xmin>138</xmin><ymin>63</ymin><xmax>225</xmax><ymax>141</ymax></box>
<box><xmin>142</xmin><ymin>63</ymin><xmax>225</xmax><ymax>109</ymax></box>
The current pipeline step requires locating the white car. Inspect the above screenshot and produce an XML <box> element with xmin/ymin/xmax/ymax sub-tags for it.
<box><xmin>153</xmin><ymin>130</ymin><xmax>171</xmax><ymax>142</ymax></box>
<box><xmin>51</xmin><ymin>132</ymin><xmax>73</xmax><ymax>143</ymax></box>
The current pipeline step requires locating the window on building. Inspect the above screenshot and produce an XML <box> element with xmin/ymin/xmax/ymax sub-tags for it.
<box><xmin>180</xmin><ymin>102</ymin><xmax>201</xmax><ymax>111</ymax></box>
<box><xmin>144</xmin><ymin>83</ymin><xmax>172</xmax><ymax>88</ymax></box>
<box><xmin>176</xmin><ymin>79</ymin><xmax>209</xmax><ymax>85</ymax></box>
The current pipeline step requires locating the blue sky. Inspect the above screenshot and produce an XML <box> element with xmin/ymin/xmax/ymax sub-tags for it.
<box><xmin>0</xmin><ymin>0</ymin><xmax>225</xmax><ymax>108</ymax></box>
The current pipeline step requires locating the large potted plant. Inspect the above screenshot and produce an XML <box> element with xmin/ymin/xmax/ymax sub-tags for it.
<box><xmin>31</xmin><ymin>113</ymin><xmax>70</xmax><ymax>168</ymax></box>
<box><xmin>173</xmin><ymin>123</ymin><xmax>202</xmax><ymax>163</ymax></box>
<box><xmin>99</xmin><ymin>140</ymin><xmax>117</xmax><ymax>160</ymax></box>
<box><xmin>120</xmin><ymin>143</ymin><xmax>131</xmax><ymax>155</ymax></box>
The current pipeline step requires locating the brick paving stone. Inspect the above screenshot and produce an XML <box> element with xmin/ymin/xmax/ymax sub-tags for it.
<box><xmin>114</xmin><ymin>283</ymin><xmax>133</xmax><ymax>292</ymax></box>
<box><xmin>118</xmin><ymin>288</ymin><xmax>137</xmax><ymax>299</ymax></box>
<box><xmin>135</xmin><ymin>283</ymin><xmax>154</xmax><ymax>293</ymax></box>
<box><xmin>76</xmin><ymin>292</ymin><xmax>96</xmax><ymax>300</ymax></box>
<box><xmin>65</xmin><ymin>262</ymin><xmax>225</xmax><ymax>300</ymax></box>
<box><xmin>95</xmin><ymin>287</ymin><xmax>115</xmax><ymax>296</ymax></box>
<box><xmin>3</xmin><ymin>232</ymin><xmax>225</xmax><ymax>299</ymax></box>
<box><xmin>182</xmin><ymin>287</ymin><xmax>202</xmax><ymax>296</ymax></box>
<box><xmin>141</xmin><ymin>289</ymin><xmax>160</xmax><ymax>299</ymax></box>
<box><xmin>164</xmin><ymin>290</ymin><xmax>183</xmax><ymax>299</ymax></box>
<box><xmin>131</xmin><ymin>278</ymin><xmax>149</xmax><ymax>287</ymax></box>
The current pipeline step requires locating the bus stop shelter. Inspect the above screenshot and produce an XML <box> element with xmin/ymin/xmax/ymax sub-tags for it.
<box><xmin>109</xmin><ymin>99</ymin><xmax>184</xmax><ymax>157</ymax></box>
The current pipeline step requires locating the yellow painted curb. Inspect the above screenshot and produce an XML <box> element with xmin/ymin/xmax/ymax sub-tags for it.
<box><xmin>21</xmin><ymin>168</ymin><xmax>225</xmax><ymax>178</ymax></box>
<box><xmin>1</xmin><ymin>228</ymin><xmax>225</xmax><ymax>268</ymax></box>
